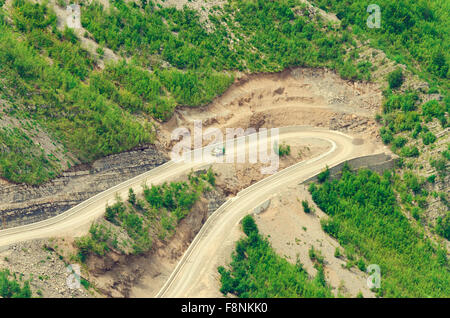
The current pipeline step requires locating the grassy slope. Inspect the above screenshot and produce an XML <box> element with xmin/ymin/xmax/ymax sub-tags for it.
<box><xmin>310</xmin><ymin>0</ymin><xmax>449</xmax><ymax>88</ymax></box>
<box><xmin>0</xmin><ymin>0</ymin><xmax>365</xmax><ymax>184</ymax></box>
<box><xmin>216</xmin><ymin>1</ymin><xmax>449</xmax><ymax>297</ymax></box>
<box><xmin>309</xmin><ymin>167</ymin><xmax>449</xmax><ymax>297</ymax></box>
<box><xmin>308</xmin><ymin>0</ymin><xmax>450</xmax><ymax>240</ymax></box>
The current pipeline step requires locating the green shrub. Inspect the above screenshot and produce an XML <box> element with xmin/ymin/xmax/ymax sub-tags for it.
<box><xmin>317</xmin><ymin>166</ymin><xmax>330</xmax><ymax>183</ymax></box>
<box><xmin>79</xmin><ymin>278</ymin><xmax>90</xmax><ymax>290</ymax></box>
<box><xmin>218</xmin><ymin>216</ymin><xmax>332</xmax><ymax>298</ymax></box>
<box><xmin>242</xmin><ymin>215</ymin><xmax>258</xmax><ymax>236</ymax></box>
<box><xmin>383</xmin><ymin>93</ymin><xmax>418</xmax><ymax>113</ymax></box>
<box><xmin>128</xmin><ymin>188</ymin><xmax>136</xmax><ymax>205</ymax></box>
<box><xmin>404</xmin><ymin>172</ymin><xmax>421</xmax><ymax>193</ymax></box>
<box><xmin>380</xmin><ymin>127</ymin><xmax>393</xmax><ymax>144</ymax></box>
<box><xmin>206</xmin><ymin>167</ymin><xmax>216</xmax><ymax>186</ymax></box>
<box><xmin>392</xmin><ymin>136</ymin><xmax>408</xmax><ymax>149</ymax></box>
<box><xmin>427</xmin><ymin>174</ymin><xmax>436</xmax><ymax>183</ymax></box>
<box><xmin>411</xmin><ymin>207</ymin><xmax>421</xmax><ymax>220</ymax></box>
<box><xmin>387</xmin><ymin>68</ymin><xmax>404</xmax><ymax>89</ymax></box>
<box><xmin>302</xmin><ymin>200</ymin><xmax>312</xmax><ymax>213</ymax></box>
<box><xmin>356</xmin><ymin>259</ymin><xmax>366</xmax><ymax>272</ymax></box>
<box><xmin>430</xmin><ymin>157</ymin><xmax>447</xmax><ymax>176</ymax></box>
<box><xmin>411</xmin><ymin>123</ymin><xmax>422</xmax><ymax>139</ymax></box>
<box><xmin>277</xmin><ymin>142</ymin><xmax>291</xmax><ymax>157</ymax></box>
<box><xmin>421</xmin><ymin>131</ymin><xmax>436</xmax><ymax>145</ymax></box>
<box><xmin>435</xmin><ymin>212</ymin><xmax>450</xmax><ymax>240</ymax></box>
<box><xmin>96</xmin><ymin>46</ymin><xmax>104</xmax><ymax>58</ymax></box>
<box><xmin>421</xmin><ymin>100</ymin><xmax>445</xmax><ymax>122</ymax></box>
<box><xmin>334</xmin><ymin>247</ymin><xmax>341</xmax><ymax>258</ymax></box>
<box><xmin>400</xmin><ymin>146</ymin><xmax>420</xmax><ymax>157</ymax></box>
<box><xmin>105</xmin><ymin>202</ymin><xmax>125</xmax><ymax>224</ymax></box>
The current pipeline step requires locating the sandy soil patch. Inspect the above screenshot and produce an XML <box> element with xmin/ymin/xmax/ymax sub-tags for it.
<box><xmin>157</xmin><ymin>67</ymin><xmax>383</xmax><ymax>152</ymax></box>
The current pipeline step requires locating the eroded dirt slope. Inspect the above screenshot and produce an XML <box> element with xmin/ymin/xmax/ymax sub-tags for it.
<box><xmin>158</xmin><ymin>67</ymin><xmax>383</xmax><ymax>151</ymax></box>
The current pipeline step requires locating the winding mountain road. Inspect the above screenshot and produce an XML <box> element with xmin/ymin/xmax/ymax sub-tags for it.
<box><xmin>0</xmin><ymin>126</ymin><xmax>381</xmax><ymax>297</ymax></box>
<box><xmin>156</xmin><ymin>126</ymin><xmax>378</xmax><ymax>297</ymax></box>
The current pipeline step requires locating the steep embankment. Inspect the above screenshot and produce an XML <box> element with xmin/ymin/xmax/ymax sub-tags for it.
<box><xmin>0</xmin><ymin>146</ymin><xmax>167</xmax><ymax>229</ymax></box>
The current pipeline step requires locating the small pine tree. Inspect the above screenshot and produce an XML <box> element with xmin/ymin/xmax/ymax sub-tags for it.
<box><xmin>387</xmin><ymin>68</ymin><xmax>404</xmax><ymax>89</ymax></box>
<box><xmin>242</xmin><ymin>215</ymin><xmax>258</xmax><ymax>236</ymax></box>
<box><xmin>128</xmin><ymin>188</ymin><xmax>136</xmax><ymax>205</ymax></box>
<box><xmin>317</xmin><ymin>166</ymin><xmax>330</xmax><ymax>183</ymax></box>
<box><xmin>302</xmin><ymin>200</ymin><xmax>311</xmax><ymax>213</ymax></box>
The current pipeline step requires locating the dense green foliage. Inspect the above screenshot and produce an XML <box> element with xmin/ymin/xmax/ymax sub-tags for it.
<box><xmin>309</xmin><ymin>167</ymin><xmax>450</xmax><ymax>297</ymax></box>
<box><xmin>276</xmin><ymin>142</ymin><xmax>291</xmax><ymax>157</ymax></box>
<box><xmin>79</xmin><ymin>0</ymin><xmax>368</xmax><ymax>105</ymax></box>
<box><xmin>91</xmin><ymin>62</ymin><xmax>176</xmax><ymax>121</ymax></box>
<box><xmin>218</xmin><ymin>215</ymin><xmax>333</xmax><ymax>297</ymax></box>
<box><xmin>309</xmin><ymin>1</ymin><xmax>449</xmax><ymax>206</ymax></box>
<box><xmin>311</xmin><ymin>0</ymin><xmax>449</xmax><ymax>82</ymax></box>
<box><xmin>157</xmin><ymin>69</ymin><xmax>233</xmax><ymax>107</ymax></box>
<box><xmin>436</xmin><ymin>212</ymin><xmax>450</xmax><ymax>240</ymax></box>
<box><xmin>80</xmin><ymin>0</ymin><xmax>236</xmax><ymax>107</ymax></box>
<box><xmin>378</xmin><ymin>88</ymin><xmax>447</xmax><ymax>163</ymax></box>
<box><xmin>0</xmin><ymin>269</ymin><xmax>32</xmax><ymax>298</ymax></box>
<box><xmin>317</xmin><ymin>166</ymin><xmax>330</xmax><ymax>183</ymax></box>
<box><xmin>1</xmin><ymin>0</ymin><xmax>448</xmax><ymax>187</ymax></box>
<box><xmin>387</xmin><ymin>68</ymin><xmax>403</xmax><ymax>89</ymax></box>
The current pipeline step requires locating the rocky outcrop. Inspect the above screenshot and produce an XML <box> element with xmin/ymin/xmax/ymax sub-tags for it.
<box><xmin>0</xmin><ymin>145</ymin><xmax>168</xmax><ymax>229</ymax></box>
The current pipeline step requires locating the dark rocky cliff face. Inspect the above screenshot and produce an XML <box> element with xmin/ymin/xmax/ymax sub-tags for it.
<box><xmin>0</xmin><ymin>145</ymin><xmax>168</xmax><ymax>229</ymax></box>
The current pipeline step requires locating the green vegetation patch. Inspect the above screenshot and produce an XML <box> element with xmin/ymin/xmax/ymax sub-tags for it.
<box><xmin>276</xmin><ymin>142</ymin><xmax>291</xmax><ymax>157</ymax></box>
<box><xmin>0</xmin><ymin>126</ymin><xmax>59</xmax><ymax>184</ymax></box>
<box><xmin>311</xmin><ymin>0</ymin><xmax>449</xmax><ymax>82</ymax></box>
<box><xmin>308</xmin><ymin>166</ymin><xmax>450</xmax><ymax>297</ymax></box>
<box><xmin>0</xmin><ymin>0</ymin><xmax>382</xmax><ymax>184</ymax></box>
<box><xmin>0</xmin><ymin>269</ymin><xmax>32</xmax><ymax>298</ymax></box>
<box><xmin>75</xmin><ymin>168</ymin><xmax>216</xmax><ymax>261</ymax></box>
<box><xmin>218</xmin><ymin>215</ymin><xmax>333</xmax><ymax>298</ymax></box>
<box><xmin>0</xmin><ymin>1</ymin><xmax>152</xmax><ymax>184</ymax></box>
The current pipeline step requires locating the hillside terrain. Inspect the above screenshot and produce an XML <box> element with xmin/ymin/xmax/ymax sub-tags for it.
<box><xmin>0</xmin><ymin>0</ymin><xmax>448</xmax><ymax>298</ymax></box>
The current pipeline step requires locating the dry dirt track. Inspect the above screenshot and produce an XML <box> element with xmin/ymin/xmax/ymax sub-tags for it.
<box><xmin>0</xmin><ymin>126</ymin><xmax>382</xmax><ymax>297</ymax></box>
<box><xmin>156</xmin><ymin>127</ymin><xmax>381</xmax><ymax>297</ymax></box>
